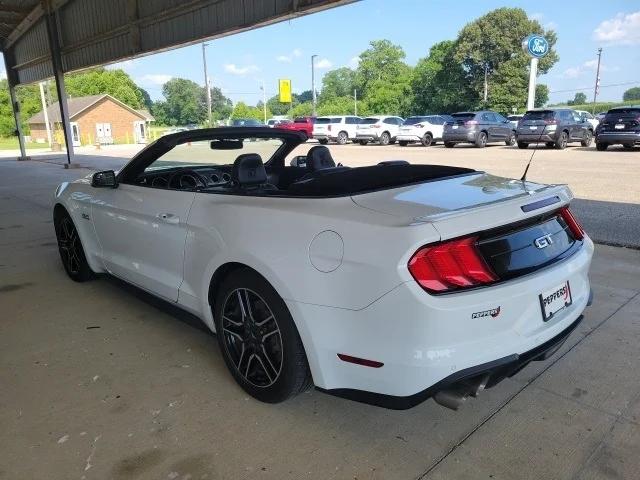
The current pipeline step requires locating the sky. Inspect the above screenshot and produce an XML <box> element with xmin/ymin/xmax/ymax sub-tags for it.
<box><xmin>2</xmin><ymin>0</ymin><xmax>639</xmax><ymax>106</ymax></box>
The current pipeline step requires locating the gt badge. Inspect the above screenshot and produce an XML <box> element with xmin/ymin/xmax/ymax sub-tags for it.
<box><xmin>471</xmin><ymin>307</ymin><xmax>501</xmax><ymax>319</ymax></box>
<box><xmin>534</xmin><ymin>234</ymin><xmax>553</xmax><ymax>249</ymax></box>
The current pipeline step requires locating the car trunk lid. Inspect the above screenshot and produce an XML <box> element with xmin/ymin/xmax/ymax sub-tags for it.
<box><xmin>600</xmin><ymin>109</ymin><xmax>640</xmax><ymax>132</ymax></box>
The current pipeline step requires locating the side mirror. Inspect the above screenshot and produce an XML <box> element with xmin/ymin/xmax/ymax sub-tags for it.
<box><xmin>290</xmin><ymin>155</ymin><xmax>307</xmax><ymax>168</ymax></box>
<box><xmin>91</xmin><ymin>170</ymin><xmax>118</xmax><ymax>188</ymax></box>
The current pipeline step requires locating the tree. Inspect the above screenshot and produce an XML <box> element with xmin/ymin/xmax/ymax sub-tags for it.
<box><xmin>290</xmin><ymin>102</ymin><xmax>313</xmax><ymax>117</ymax></box>
<box><xmin>320</xmin><ymin>67</ymin><xmax>356</xmax><ymax>100</ymax></box>
<box><xmin>411</xmin><ymin>40</ymin><xmax>476</xmax><ymax>114</ymax></box>
<box><xmin>230</xmin><ymin>101</ymin><xmax>267</xmax><ymax>121</ymax></box>
<box><xmin>355</xmin><ymin>40</ymin><xmax>410</xmax><ymax>98</ymax></box>
<box><xmin>210</xmin><ymin>86</ymin><xmax>233</xmax><ymax>121</ymax></box>
<box><xmin>65</xmin><ymin>68</ymin><xmax>147</xmax><ymax>109</ymax></box>
<box><xmin>317</xmin><ymin>96</ymin><xmax>357</xmax><ymax>116</ymax></box>
<box><xmin>266</xmin><ymin>94</ymin><xmax>295</xmax><ymax>116</ymax></box>
<box><xmin>567</xmin><ymin>92</ymin><xmax>587</xmax><ymax>105</ymax></box>
<box><xmin>295</xmin><ymin>90</ymin><xmax>314</xmax><ymax>103</ymax></box>
<box><xmin>623</xmin><ymin>87</ymin><xmax>640</xmax><ymax>101</ymax></box>
<box><xmin>158</xmin><ymin>78</ymin><xmax>206</xmax><ymax>125</ymax></box>
<box><xmin>535</xmin><ymin>84</ymin><xmax>549</xmax><ymax>108</ymax></box>
<box><xmin>0</xmin><ymin>80</ymin><xmax>44</xmax><ymax>136</ymax></box>
<box><xmin>453</xmin><ymin>8</ymin><xmax>559</xmax><ymax>113</ymax></box>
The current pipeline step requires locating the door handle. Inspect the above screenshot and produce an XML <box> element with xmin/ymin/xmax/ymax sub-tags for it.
<box><xmin>157</xmin><ymin>213</ymin><xmax>180</xmax><ymax>224</ymax></box>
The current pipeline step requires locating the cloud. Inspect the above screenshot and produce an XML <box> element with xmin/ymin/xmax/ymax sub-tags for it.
<box><xmin>224</xmin><ymin>63</ymin><xmax>260</xmax><ymax>75</ymax></box>
<box><xmin>276</xmin><ymin>48</ymin><xmax>303</xmax><ymax>63</ymax></box>
<box><xmin>348</xmin><ymin>56</ymin><xmax>360</xmax><ymax>69</ymax></box>
<box><xmin>107</xmin><ymin>59</ymin><xmax>138</xmax><ymax>72</ymax></box>
<box><xmin>560</xmin><ymin>60</ymin><xmax>619</xmax><ymax>79</ymax></box>
<box><xmin>137</xmin><ymin>74</ymin><xmax>173</xmax><ymax>85</ymax></box>
<box><xmin>315</xmin><ymin>58</ymin><xmax>332</xmax><ymax>69</ymax></box>
<box><xmin>593</xmin><ymin>11</ymin><xmax>640</xmax><ymax>45</ymax></box>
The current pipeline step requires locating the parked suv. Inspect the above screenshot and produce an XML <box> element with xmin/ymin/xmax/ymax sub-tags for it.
<box><xmin>595</xmin><ymin>106</ymin><xmax>640</xmax><ymax>150</ymax></box>
<box><xmin>313</xmin><ymin>116</ymin><xmax>362</xmax><ymax>145</ymax></box>
<box><xmin>516</xmin><ymin>109</ymin><xmax>593</xmax><ymax>150</ymax></box>
<box><xmin>356</xmin><ymin>116</ymin><xmax>404</xmax><ymax>145</ymax></box>
<box><xmin>396</xmin><ymin>115</ymin><xmax>447</xmax><ymax>147</ymax></box>
<box><xmin>442</xmin><ymin>111</ymin><xmax>515</xmax><ymax>148</ymax></box>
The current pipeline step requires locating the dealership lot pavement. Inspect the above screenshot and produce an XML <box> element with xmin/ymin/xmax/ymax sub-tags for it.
<box><xmin>1</xmin><ymin>153</ymin><xmax>640</xmax><ymax>479</ymax></box>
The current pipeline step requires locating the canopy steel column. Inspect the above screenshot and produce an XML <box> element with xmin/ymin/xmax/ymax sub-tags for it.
<box><xmin>44</xmin><ymin>5</ymin><xmax>75</xmax><ymax>167</ymax></box>
<box><xmin>3</xmin><ymin>52</ymin><xmax>30</xmax><ymax>161</ymax></box>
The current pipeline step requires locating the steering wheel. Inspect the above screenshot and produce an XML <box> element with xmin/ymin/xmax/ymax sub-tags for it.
<box><xmin>168</xmin><ymin>170</ymin><xmax>207</xmax><ymax>190</ymax></box>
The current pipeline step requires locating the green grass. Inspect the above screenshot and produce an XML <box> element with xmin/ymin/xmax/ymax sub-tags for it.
<box><xmin>547</xmin><ymin>99</ymin><xmax>639</xmax><ymax>113</ymax></box>
<box><xmin>0</xmin><ymin>137</ymin><xmax>50</xmax><ymax>150</ymax></box>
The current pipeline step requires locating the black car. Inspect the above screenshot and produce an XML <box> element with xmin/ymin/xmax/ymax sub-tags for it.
<box><xmin>442</xmin><ymin>111</ymin><xmax>515</xmax><ymax>148</ymax></box>
<box><xmin>595</xmin><ymin>106</ymin><xmax>640</xmax><ymax>151</ymax></box>
<box><xmin>516</xmin><ymin>109</ymin><xmax>593</xmax><ymax>150</ymax></box>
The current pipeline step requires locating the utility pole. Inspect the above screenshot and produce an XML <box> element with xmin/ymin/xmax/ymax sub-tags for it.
<box><xmin>483</xmin><ymin>63</ymin><xmax>488</xmax><ymax>103</ymax></box>
<box><xmin>260</xmin><ymin>81</ymin><xmax>267</xmax><ymax>124</ymax></box>
<box><xmin>354</xmin><ymin>89</ymin><xmax>357</xmax><ymax>116</ymax></box>
<box><xmin>592</xmin><ymin>47</ymin><xmax>603</xmax><ymax>113</ymax></box>
<box><xmin>38</xmin><ymin>82</ymin><xmax>52</xmax><ymax>147</ymax></box>
<box><xmin>311</xmin><ymin>54</ymin><xmax>318</xmax><ymax>116</ymax></box>
<box><xmin>202</xmin><ymin>42</ymin><xmax>212</xmax><ymax>126</ymax></box>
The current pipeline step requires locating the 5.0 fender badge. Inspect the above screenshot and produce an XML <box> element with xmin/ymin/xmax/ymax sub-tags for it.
<box><xmin>471</xmin><ymin>307</ymin><xmax>501</xmax><ymax>319</ymax></box>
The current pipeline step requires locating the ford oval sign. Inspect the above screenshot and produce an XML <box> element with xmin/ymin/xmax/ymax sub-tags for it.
<box><xmin>522</xmin><ymin>34</ymin><xmax>549</xmax><ymax>58</ymax></box>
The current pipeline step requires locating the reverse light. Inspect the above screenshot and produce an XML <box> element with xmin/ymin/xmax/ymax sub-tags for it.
<box><xmin>559</xmin><ymin>207</ymin><xmax>585</xmax><ymax>240</ymax></box>
<box><xmin>408</xmin><ymin>236</ymin><xmax>497</xmax><ymax>293</ymax></box>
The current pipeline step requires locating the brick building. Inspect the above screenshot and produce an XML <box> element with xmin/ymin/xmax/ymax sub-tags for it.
<box><xmin>27</xmin><ymin>94</ymin><xmax>153</xmax><ymax>146</ymax></box>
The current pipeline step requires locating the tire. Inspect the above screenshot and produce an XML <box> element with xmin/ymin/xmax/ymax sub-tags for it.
<box><xmin>581</xmin><ymin>130</ymin><xmax>593</xmax><ymax>147</ymax></box>
<box><xmin>555</xmin><ymin>131</ymin><xmax>569</xmax><ymax>149</ymax></box>
<box><xmin>596</xmin><ymin>142</ymin><xmax>608</xmax><ymax>151</ymax></box>
<box><xmin>546</xmin><ymin>142</ymin><xmax>555</xmax><ymax>148</ymax></box>
<box><xmin>421</xmin><ymin>132</ymin><xmax>433</xmax><ymax>147</ymax></box>
<box><xmin>505</xmin><ymin>131</ymin><xmax>516</xmax><ymax>146</ymax></box>
<box><xmin>475</xmin><ymin>131</ymin><xmax>488</xmax><ymax>148</ymax></box>
<box><xmin>336</xmin><ymin>131</ymin><xmax>348</xmax><ymax>145</ymax></box>
<box><xmin>398</xmin><ymin>141</ymin><xmax>409</xmax><ymax>147</ymax></box>
<box><xmin>444</xmin><ymin>142</ymin><xmax>455</xmax><ymax>148</ymax></box>
<box><xmin>214</xmin><ymin>268</ymin><xmax>312</xmax><ymax>403</ymax></box>
<box><xmin>379</xmin><ymin>132</ymin><xmax>391</xmax><ymax>145</ymax></box>
<box><xmin>358</xmin><ymin>140</ymin><xmax>368</xmax><ymax>146</ymax></box>
<box><xmin>54</xmin><ymin>209</ymin><xmax>95</xmax><ymax>282</ymax></box>
<box><xmin>517</xmin><ymin>141</ymin><xmax>529</xmax><ymax>149</ymax></box>
<box><xmin>318</xmin><ymin>138</ymin><xmax>329</xmax><ymax>145</ymax></box>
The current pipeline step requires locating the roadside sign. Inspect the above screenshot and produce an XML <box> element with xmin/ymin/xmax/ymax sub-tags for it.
<box><xmin>522</xmin><ymin>34</ymin><xmax>549</xmax><ymax>58</ymax></box>
<box><xmin>279</xmin><ymin>79</ymin><xmax>292</xmax><ymax>103</ymax></box>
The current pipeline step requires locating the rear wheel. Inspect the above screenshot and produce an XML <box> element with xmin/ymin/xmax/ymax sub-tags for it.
<box><xmin>596</xmin><ymin>142</ymin><xmax>608</xmax><ymax>151</ymax></box>
<box><xmin>54</xmin><ymin>210</ymin><xmax>95</xmax><ymax>282</ymax></box>
<box><xmin>555</xmin><ymin>131</ymin><xmax>569</xmax><ymax>149</ymax></box>
<box><xmin>505</xmin><ymin>131</ymin><xmax>516</xmax><ymax>146</ymax></box>
<box><xmin>421</xmin><ymin>132</ymin><xmax>433</xmax><ymax>147</ymax></box>
<box><xmin>444</xmin><ymin>142</ymin><xmax>455</xmax><ymax>148</ymax></box>
<box><xmin>398</xmin><ymin>141</ymin><xmax>409</xmax><ymax>147</ymax></box>
<box><xmin>379</xmin><ymin>132</ymin><xmax>391</xmax><ymax>145</ymax></box>
<box><xmin>517</xmin><ymin>141</ymin><xmax>529</xmax><ymax>149</ymax></box>
<box><xmin>336</xmin><ymin>131</ymin><xmax>348</xmax><ymax>145</ymax></box>
<box><xmin>475</xmin><ymin>131</ymin><xmax>488</xmax><ymax>148</ymax></box>
<box><xmin>581</xmin><ymin>130</ymin><xmax>593</xmax><ymax>147</ymax></box>
<box><xmin>214</xmin><ymin>268</ymin><xmax>312</xmax><ymax>403</ymax></box>
<box><xmin>318</xmin><ymin>138</ymin><xmax>329</xmax><ymax>145</ymax></box>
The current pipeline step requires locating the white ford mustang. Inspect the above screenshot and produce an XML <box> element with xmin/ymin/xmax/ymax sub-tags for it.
<box><xmin>53</xmin><ymin>128</ymin><xmax>593</xmax><ymax>410</ymax></box>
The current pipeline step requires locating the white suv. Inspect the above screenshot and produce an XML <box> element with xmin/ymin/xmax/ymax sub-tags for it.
<box><xmin>356</xmin><ymin>116</ymin><xmax>404</xmax><ymax>145</ymax></box>
<box><xmin>313</xmin><ymin>116</ymin><xmax>362</xmax><ymax>145</ymax></box>
<box><xmin>396</xmin><ymin>115</ymin><xmax>448</xmax><ymax>147</ymax></box>
<box><xmin>575</xmin><ymin>110</ymin><xmax>599</xmax><ymax>130</ymax></box>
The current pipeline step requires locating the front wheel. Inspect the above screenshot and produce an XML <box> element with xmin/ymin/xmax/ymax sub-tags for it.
<box><xmin>475</xmin><ymin>131</ymin><xmax>487</xmax><ymax>148</ymax></box>
<box><xmin>421</xmin><ymin>132</ymin><xmax>433</xmax><ymax>147</ymax></box>
<box><xmin>214</xmin><ymin>268</ymin><xmax>312</xmax><ymax>403</ymax></box>
<box><xmin>581</xmin><ymin>130</ymin><xmax>593</xmax><ymax>147</ymax></box>
<box><xmin>379</xmin><ymin>132</ymin><xmax>391</xmax><ymax>145</ymax></box>
<box><xmin>555</xmin><ymin>131</ymin><xmax>568</xmax><ymax>149</ymax></box>
<box><xmin>336</xmin><ymin>131</ymin><xmax>348</xmax><ymax>145</ymax></box>
<box><xmin>54</xmin><ymin>210</ymin><xmax>95</xmax><ymax>282</ymax></box>
<box><xmin>596</xmin><ymin>142</ymin><xmax>608</xmax><ymax>151</ymax></box>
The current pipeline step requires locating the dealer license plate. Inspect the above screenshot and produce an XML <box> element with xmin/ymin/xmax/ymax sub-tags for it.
<box><xmin>529</xmin><ymin>125</ymin><xmax>538</xmax><ymax>130</ymax></box>
<box><xmin>539</xmin><ymin>281</ymin><xmax>572</xmax><ymax>321</ymax></box>
<box><xmin>615</xmin><ymin>124</ymin><xmax>625</xmax><ymax>129</ymax></box>
<box><xmin>452</xmin><ymin>125</ymin><xmax>458</xmax><ymax>129</ymax></box>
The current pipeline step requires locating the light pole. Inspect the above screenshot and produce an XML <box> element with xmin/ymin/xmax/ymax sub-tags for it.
<box><xmin>260</xmin><ymin>81</ymin><xmax>267</xmax><ymax>124</ymax></box>
<box><xmin>311</xmin><ymin>54</ymin><xmax>318</xmax><ymax>116</ymax></box>
<box><xmin>354</xmin><ymin>89</ymin><xmax>357</xmax><ymax>116</ymax></box>
<box><xmin>202</xmin><ymin>42</ymin><xmax>212</xmax><ymax>126</ymax></box>
<box><xmin>592</xmin><ymin>48</ymin><xmax>603</xmax><ymax>113</ymax></box>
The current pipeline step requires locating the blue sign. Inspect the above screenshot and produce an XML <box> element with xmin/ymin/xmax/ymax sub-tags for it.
<box><xmin>523</xmin><ymin>35</ymin><xmax>549</xmax><ymax>58</ymax></box>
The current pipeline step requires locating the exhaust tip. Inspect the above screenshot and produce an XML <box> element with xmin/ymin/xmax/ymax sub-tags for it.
<box><xmin>433</xmin><ymin>374</ymin><xmax>491</xmax><ymax>410</ymax></box>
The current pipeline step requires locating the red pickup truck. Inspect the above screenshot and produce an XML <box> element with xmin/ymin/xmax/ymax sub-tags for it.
<box><xmin>276</xmin><ymin>116</ymin><xmax>315</xmax><ymax>138</ymax></box>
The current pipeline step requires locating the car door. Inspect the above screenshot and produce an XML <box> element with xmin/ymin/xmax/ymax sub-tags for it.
<box><xmin>495</xmin><ymin>113</ymin><xmax>512</xmax><ymax>138</ymax></box>
<box><xmin>481</xmin><ymin>113</ymin><xmax>500</xmax><ymax>140</ymax></box>
<box><xmin>570</xmin><ymin>111</ymin><xmax>587</xmax><ymax>140</ymax></box>
<box><xmin>91</xmin><ymin>184</ymin><xmax>195</xmax><ymax>301</ymax></box>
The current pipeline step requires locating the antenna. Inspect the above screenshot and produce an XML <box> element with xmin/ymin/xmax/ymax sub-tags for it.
<box><xmin>520</xmin><ymin>114</ymin><xmax>549</xmax><ymax>183</ymax></box>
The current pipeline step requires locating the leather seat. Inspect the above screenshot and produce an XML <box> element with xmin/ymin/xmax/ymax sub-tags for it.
<box><xmin>306</xmin><ymin>145</ymin><xmax>336</xmax><ymax>172</ymax></box>
<box><xmin>231</xmin><ymin>154</ymin><xmax>277</xmax><ymax>191</ymax></box>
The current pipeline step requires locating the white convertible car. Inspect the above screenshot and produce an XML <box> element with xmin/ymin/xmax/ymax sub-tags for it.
<box><xmin>53</xmin><ymin>128</ymin><xmax>593</xmax><ymax>410</ymax></box>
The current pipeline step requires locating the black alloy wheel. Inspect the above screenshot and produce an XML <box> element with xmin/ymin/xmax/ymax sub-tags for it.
<box><xmin>581</xmin><ymin>130</ymin><xmax>593</xmax><ymax>147</ymax></box>
<box><xmin>54</xmin><ymin>212</ymin><xmax>95</xmax><ymax>281</ymax></box>
<box><xmin>555</xmin><ymin>131</ymin><xmax>569</xmax><ymax>149</ymax></box>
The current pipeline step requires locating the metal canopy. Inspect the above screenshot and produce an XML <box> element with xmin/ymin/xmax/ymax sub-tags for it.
<box><xmin>2</xmin><ymin>0</ymin><xmax>355</xmax><ymax>86</ymax></box>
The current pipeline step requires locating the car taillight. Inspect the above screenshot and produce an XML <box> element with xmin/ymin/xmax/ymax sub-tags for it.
<box><xmin>544</xmin><ymin>119</ymin><xmax>559</xmax><ymax>125</ymax></box>
<box><xmin>464</xmin><ymin>120</ymin><xmax>478</xmax><ymax>125</ymax></box>
<box><xmin>414</xmin><ymin>123</ymin><xmax>424</xmax><ymax>128</ymax></box>
<box><xmin>373</xmin><ymin>124</ymin><xmax>381</xmax><ymax>128</ymax></box>
<box><xmin>408</xmin><ymin>236</ymin><xmax>498</xmax><ymax>293</ymax></box>
<box><xmin>559</xmin><ymin>207</ymin><xmax>584</xmax><ymax>240</ymax></box>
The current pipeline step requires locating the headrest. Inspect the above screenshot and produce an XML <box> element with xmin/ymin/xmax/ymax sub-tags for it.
<box><xmin>232</xmin><ymin>154</ymin><xmax>267</xmax><ymax>186</ymax></box>
<box><xmin>306</xmin><ymin>146</ymin><xmax>336</xmax><ymax>172</ymax></box>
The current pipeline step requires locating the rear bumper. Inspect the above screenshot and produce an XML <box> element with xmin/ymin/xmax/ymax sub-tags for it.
<box><xmin>289</xmin><ymin>237</ymin><xmax>594</xmax><ymax>409</ymax></box>
<box><xmin>516</xmin><ymin>133</ymin><xmax>556</xmax><ymax>143</ymax></box>
<box><xmin>596</xmin><ymin>131</ymin><xmax>640</xmax><ymax>144</ymax></box>
<box><xmin>313</xmin><ymin>134</ymin><xmax>330</xmax><ymax>141</ymax></box>
<box><xmin>396</xmin><ymin>134</ymin><xmax>421</xmax><ymax>142</ymax></box>
<box><xmin>355</xmin><ymin>134</ymin><xmax>379</xmax><ymax>141</ymax></box>
<box><xmin>443</xmin><ymin>131</ymin><xmax>477</xmax><ymax>142</ymax></box>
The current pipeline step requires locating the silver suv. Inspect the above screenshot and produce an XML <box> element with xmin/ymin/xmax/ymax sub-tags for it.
<box><xmin>442</xmin><ymin>111</ymin><xmax>515</xmax><ymax>148</ymax></box>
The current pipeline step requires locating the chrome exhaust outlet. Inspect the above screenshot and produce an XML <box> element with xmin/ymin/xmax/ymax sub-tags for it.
<box><xmin>433</xmin><ymin>374</ymin><xmax>491</xmax><ymax>410</ymax></box>
<box><xmin>433</xmin><ymin>388</ymin><xmax>468</xmax><ymax>410</ymax></box>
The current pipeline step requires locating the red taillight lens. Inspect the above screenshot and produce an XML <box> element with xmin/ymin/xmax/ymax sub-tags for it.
<box><xmin>544</xmin><ymin>119</ymin><xmax>559</xmax><ymax>125</ymax></box>
<box><xmin>408</xmin><ymin>236</ymin><xmax>498</xmax><ymax>293</ymax></box>
<box><xmin>559</xmin><ymin>207</ymin><xmax>584</xmax><ymax>240</ymax></box>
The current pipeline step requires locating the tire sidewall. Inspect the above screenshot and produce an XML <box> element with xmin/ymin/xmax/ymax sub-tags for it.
<box><xmin>380</xmin><ymin>132</ymin><xmax>390</xmax><ymax>145</ymax></box>
<box><xmin>54</xmin><ymin>211</ymin><xmax>94</xmax><ymax>282</ymax></box>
